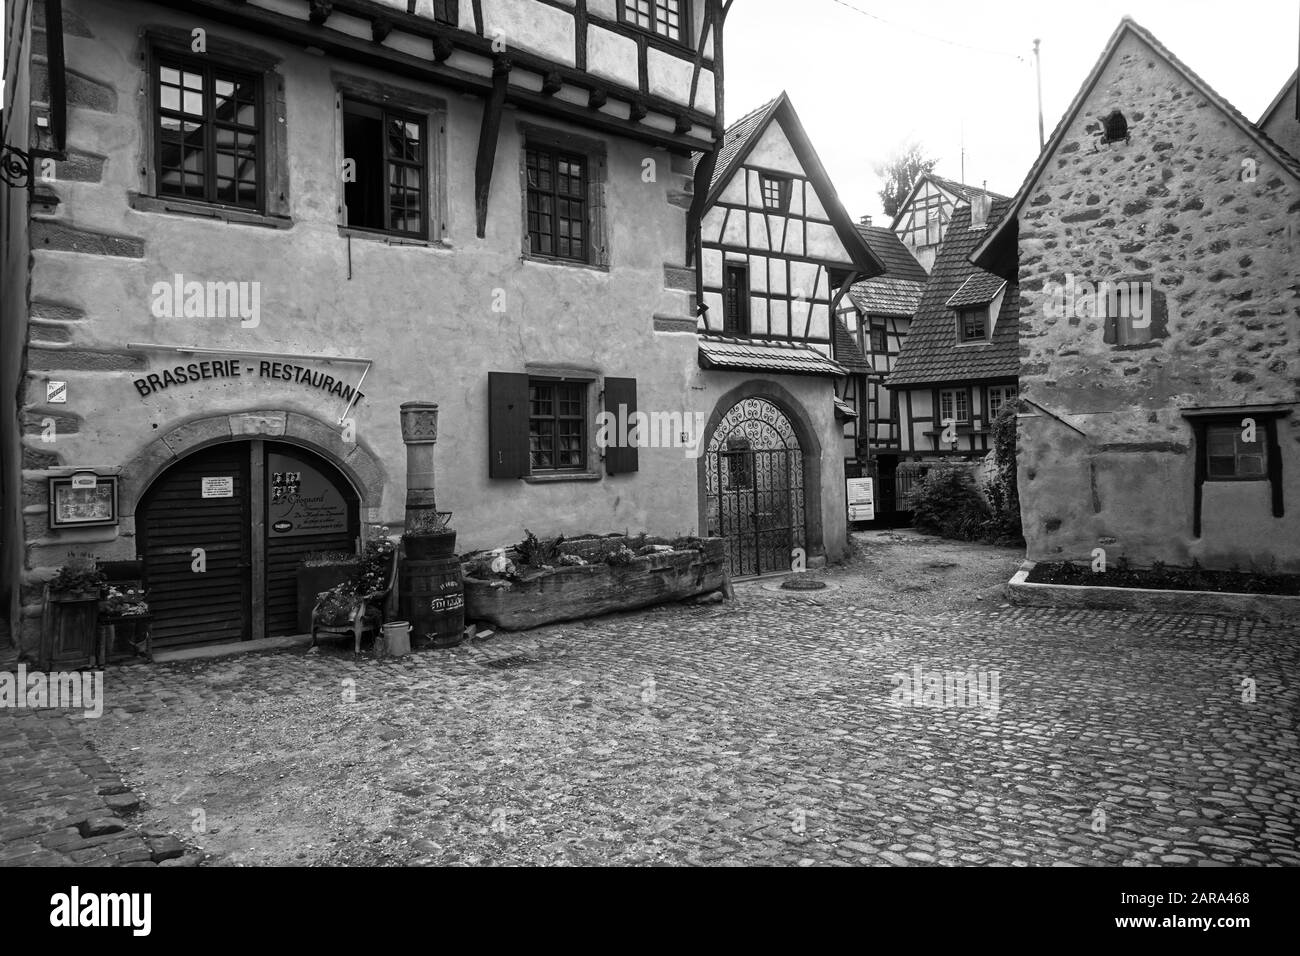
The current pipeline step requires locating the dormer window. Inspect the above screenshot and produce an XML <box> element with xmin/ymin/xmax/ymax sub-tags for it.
<box><xmin>621</xmin><ymin>0</ymin><xmax>685</xmax><ymax>44</ymax></box>
<box><xmin>946</xmin><ymin>273</ymin><xmax>1006</xmax><ymax>345</ymax></box>
<box><xmin>1101</xmin><ymin>110</ymin><xmax>1129</xmax><ymax>144</ymax></box>
<box><xmin>761</xmin><ymin>174</ymin><xmax>791</xmax><ymax>212</ymax></box>
<box><xmin>957</xmin><ymin>307</ymin><xmax>988</xmax><ymax>343</ymax></box>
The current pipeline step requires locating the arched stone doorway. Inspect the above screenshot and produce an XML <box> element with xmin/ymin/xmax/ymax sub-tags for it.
<box><xmin>703</xmin><ymin>394</ymin><xmax>810</xmax><ymax>577</ymax></box>
<box><xmin>124</xmin><ymin>410</ymin><xmax>386</xmax><ymax>648</ymax></box>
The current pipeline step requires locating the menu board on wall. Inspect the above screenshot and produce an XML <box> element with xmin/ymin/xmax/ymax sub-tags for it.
<box><xmin>267</xmin><ymin>452</ymin><xmax>349</xmax><ymax>538</ymax></box>
<box><xmin>847</xmin><ymin>477</ymin><xmax>875</xmax><ymax>522</ymax></box>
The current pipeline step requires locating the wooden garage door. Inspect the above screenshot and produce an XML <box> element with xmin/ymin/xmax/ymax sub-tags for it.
<box><xmin>139</xmin><ymin>445</ymin><xmax>252</xmax><ymax>648</ymax></box>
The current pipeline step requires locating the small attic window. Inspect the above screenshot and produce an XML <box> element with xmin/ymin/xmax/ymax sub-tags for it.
<box><xmin>1101</xmin><ymin>110</ymin><xmax>1129</xmax><ymax>144</ymax></box>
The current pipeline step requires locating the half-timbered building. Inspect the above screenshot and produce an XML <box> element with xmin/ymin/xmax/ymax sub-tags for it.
<box><xmin>885</xmin><ymin>195</ymin><xmax>1019</xmax><ymax>506</ymax></box>
<box><xmin>891</xmin><ymin>173</ymin><xmax>998</xmax><ymax>274</ymax></box>
<box><xmin>1</xmin><ymin>0</ymin><xmax>730</xmax><ymax>654</ymax></box>
<box><xmin>836</xmin><ymin>219</ymin><xmax>927</xmax><ymax>520</ymax></box>
<box><xmin>691</xmin><ymin>91</ymin><xmax>883</xmax><ymax>575</ymax></box>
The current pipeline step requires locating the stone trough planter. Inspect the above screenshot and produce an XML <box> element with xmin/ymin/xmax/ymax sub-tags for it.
<box><xmin>1007</xmin><ymin>561</ymin><xmax>1300</xmax><ymax>622</ymax></box>
<box><xmin>463</xmin><ymin>537</ymin><xmax>728</xmax><ymax>630</ymax></box>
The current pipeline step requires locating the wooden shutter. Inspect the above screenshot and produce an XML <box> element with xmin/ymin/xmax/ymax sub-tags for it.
<box><xmin>1266</xmin><ymin>416</ymin><xmax>1284</xmax><ymax>518</ymax></box>
<box><xmin>488</xmin><ymin>371</ymin><xmax>530</xmax><ymax>478</ymax></box>
<box><xmin>604</xmin><ymin>376</ymin><xmax>639</xmax><ymax>475</ymax></box>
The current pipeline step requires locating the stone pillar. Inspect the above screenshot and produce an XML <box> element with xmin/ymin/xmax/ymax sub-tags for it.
<box><xmin>399</xmin><ymin>402</ymin><xmax>439</xmax><ymax>530</ymax></box>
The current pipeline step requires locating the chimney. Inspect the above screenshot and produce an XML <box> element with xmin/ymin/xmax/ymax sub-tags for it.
<box><xmin>859</xmin><ymin>214</ymin><xmax>873</xmax><ymax>228</ymax></box>
<box><xmin>970</xmin><ymin>190</ymin><xmax>991</xmax><ymax>230</ymax></box>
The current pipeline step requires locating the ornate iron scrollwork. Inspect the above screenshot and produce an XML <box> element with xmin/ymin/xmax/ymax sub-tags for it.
<box><xmin>1</xmin><ymin>144</ymin><xmax>34</xmax><ymax>188</ymax></box>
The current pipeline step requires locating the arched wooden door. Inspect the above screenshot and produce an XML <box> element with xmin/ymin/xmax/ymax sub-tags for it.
<box><xmin>138</xmin><ymin>440</ymin><xmax>360</xmax><ymax>648</ymax></box>
<box><xmin>704</xmin><ymin>398</ymin><xmax>807</xmax><ymax>577</ymax></box>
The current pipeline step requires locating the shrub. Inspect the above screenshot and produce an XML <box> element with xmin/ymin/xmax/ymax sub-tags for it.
<box><xmin>911</xmin><ymin>465</ymin><xmax>991</xmax><ymax>541</ymax></box>
<box><xmin>983</xmin><ymin>400</ymin><xmax>1026</xmax><ymax>545</ymax></box>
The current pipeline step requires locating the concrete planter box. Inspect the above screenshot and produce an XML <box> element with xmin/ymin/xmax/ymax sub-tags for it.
<box><xmin>1008</xmin><ymin>561</ymin><xmax>1300</xmax><ymax>622</ymax></box>
<box><xmin>463</xmin><ymin>538</ymin><xmax>728</xmax><ymax>630</ymax></box>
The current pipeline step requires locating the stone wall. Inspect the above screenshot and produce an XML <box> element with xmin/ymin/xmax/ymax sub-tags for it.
<box><xmin>1015</xmin><ymin>31</ymin><xmax>1300</xmax><ymax>571</ymax></box>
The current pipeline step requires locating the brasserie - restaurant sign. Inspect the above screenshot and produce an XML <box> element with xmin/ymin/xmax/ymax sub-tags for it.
<box><xmin>132</xmin><ymin>359</ymin><xmax>366</xmax><ymax>403</ymax></box>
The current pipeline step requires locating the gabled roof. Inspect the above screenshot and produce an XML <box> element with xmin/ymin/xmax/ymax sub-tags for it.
<box><xmin>856</xmin><ymin>224</ymin><xmax>929</xmax><ymax>283</ymax></box>
<box><xmin>846</xmin><ymin>223</ymin><xmax>927</xmax><ymax>317</ymax></box>
<box><xmin>833</xmin><ymin>318</ymin><xmax>871</xmax><ymax>373</ymax></box>
<box><xmin>889</xmin><ymin>173</ymin><xmax>1009</xmax><ymax>232</ymax></box>
<box><xmin>698</xmin><ymin>335</ymin><xmax>847</xmax><ymax>377</ymax></box>
<box><xmin>973</xmin><ymin>17</ymin><xmax>1300</xmax><ymax>271</ymax></box>
<box><xmin>1257</xmin><ymin>69</ymin><xmax>1298</xmax><ymax>129</ymax></box>
<box><xmin>695</xmin><ymin>91</ymin><xmax>884</xmax><ymax>276</ymax></box>
<box><xmin>847</xmin><ymin>277</ymin><xmax>925</xmax><ymax>317</ymax></box>
<box><xmin>946</xmin><ymin>273</ymin><xmax>1006</xmax><ymax>309</ymax></box>
<box><xmin>886</xmin><ymin>200</ymin><xmax>1019</xmax><ymax>388</ymax></box>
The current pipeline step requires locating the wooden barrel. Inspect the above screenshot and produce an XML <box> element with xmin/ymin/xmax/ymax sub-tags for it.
<box><xmin>400</xmin><ymin>557</ymin><xmax>464</xmax><ymax>644</ymax></box>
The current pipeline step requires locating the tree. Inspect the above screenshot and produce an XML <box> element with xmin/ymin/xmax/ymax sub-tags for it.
<box><xmin>874</xmin><ymin>142</ymin><xmax>938</xmax><ymax>220</ymax></box>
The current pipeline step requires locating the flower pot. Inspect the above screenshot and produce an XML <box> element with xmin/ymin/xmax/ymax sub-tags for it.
<box><xmin>403</xmin><ymin>531</ymin><xmax>456</xmax><ymax>560</ymax></box>
<box><xmin>297</xmin><ymin>561</ymin><xmax>360</xmax><ymax>632</ymax></box>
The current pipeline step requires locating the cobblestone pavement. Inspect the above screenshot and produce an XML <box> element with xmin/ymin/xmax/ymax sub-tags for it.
<box><xmin>0</xmin><ymin>647</ymin><xmax>201</xmax><ymax>867</ymax></box>
<box><xmin>8</xmin><ymin>533</ymin><xmax>1300</xmax><ymax>866</ymax></box>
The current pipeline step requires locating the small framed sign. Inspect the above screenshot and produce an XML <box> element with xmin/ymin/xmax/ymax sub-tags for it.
<box><xmin>201</xmin><ymin>476</ymin><xmax>234</xmax><ymax>498</ymax></box>
<box><xmin>49</xmin><ymin>474</ymin><xmax>118</xmax><ymax>528</ymax></box>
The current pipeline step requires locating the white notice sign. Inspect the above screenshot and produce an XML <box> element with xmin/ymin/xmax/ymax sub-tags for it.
<box><xmin>847</xmin><ymin>477</ymin><xmax>875</xmax><ymax>522</ymax></box>
<box><xmin>201</xmin><ymin>476</ymin><xmax>234</xmax><ymax>499</ymax></box>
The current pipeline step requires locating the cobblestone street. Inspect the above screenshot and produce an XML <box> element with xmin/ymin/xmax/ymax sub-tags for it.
<box><xmin>5</xmin><ymin>533</ymin><xmax>1299</xmax><ymax>866</ymax></box>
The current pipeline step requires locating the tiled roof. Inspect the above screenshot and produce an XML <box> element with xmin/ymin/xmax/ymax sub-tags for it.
<box><xmin>698</xmin><ymin>336</ymin><xmax>847</xmax><ymax>377</ymax></box>
<box><xmin>847</xmin><ymin>277</ymin><xmax>926</xmax><ymax>317</ymax></box>
<box><xmin>927</xmin><ymin>174</ymin><xmax>1010</xmax><ymax>204</ymax></box>
<box><xmin>886</xmin><ymin>200</ymin><xmax>1020</xmax><ymax>388</ymax></box>
<box><xmin>855</xmin><ymin>224</ymin><xmax>929</xmax><ymax>282</ymax></box>
<box><xmin>833</xmin><ymin>397</ymin><xmax>858</xmax><ymax>421</ymax></box>
<box><xmin>946</xmin><ymin>273</ymin><xmax>1007</xmax><ymax>309</ymax></box>
<box><xmin>833</xmin><ymin>318</ymin><xmax>871</xmax><ymax>373</ymax></box>
<box><xmin>698</xmin><ymin>96</ymin><xmax>781</xmax><ymax>196</ymax></box>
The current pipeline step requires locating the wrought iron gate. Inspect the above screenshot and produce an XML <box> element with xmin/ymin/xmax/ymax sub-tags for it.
<box><xmin>705</xmin><ymin>398</ymin><xmax>807</xmax><ymax>577</ymax></box>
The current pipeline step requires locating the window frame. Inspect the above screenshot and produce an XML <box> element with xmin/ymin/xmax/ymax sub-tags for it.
<box><xmin>152</xmin><ymin>51</ymin><xmax>265</xmax><ymax>213</ymax></box>
<box><xmin>723</xmin><ymin>261</ymin><xmax>751</xmax><ymax>336</ymax></box>
<box><xmin>760</xmin><ymin>173</ymin><xmax>792</xmax><ymax>213</ymax></box>
<box><xmin>617</xmin><ymin>0</ymin><xmax>691</xmax><ymax>48</ymax></box>
<box><xmin>987</xmin><ymin>384</ymin><xmax>1018</xmax><ymax>422</ymax></box>
<box><xmin>956</xmin><ymin>306</ymin><xmax>989</xmax><ymax>344</ymax></box>
<box><xmin>527</xmin><ymin>377</ymin><xmax>589</xmax><ymax>474</ymax></box>
<box><xmin>938</xmin><ymin>387</ymin><xmax>971</xmax><ymax>426</ymax></box>
<box><xmin>430</xmin><ymin>0</ymin><xmax>459</xmax><ymax>26</ymax></box>
<box><xmin>340</xmin><ymin>97</ymin><xmax>430</xmax><ymax>239</ymax></box>
<box><xmin>869</xmin><ymin>325</ymin><xmax>887</xmax><ymax>355</ymax></box>
<box><xmin>1203</xmin><ymin>422</ymin><xmax>1269</xmax><ymax>482</ymax></box>
<box><xmin>526</xmin><ymin>142</ymin><xmax>590</xmax><ymax>264</ymax></box>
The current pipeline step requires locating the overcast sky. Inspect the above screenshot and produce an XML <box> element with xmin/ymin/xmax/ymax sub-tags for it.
<box><xmin>2</xmin><ymin>1</ymin><xmax>1295</xmax><ymax>221</ymax></box>
<box><xmin>726</xmin><ymin>0</ymin><xmax>1300</xmax><ymax>221</ymax></box>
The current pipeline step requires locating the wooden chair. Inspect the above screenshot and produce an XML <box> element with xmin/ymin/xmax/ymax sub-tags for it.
<box><xmin>310</xmin><ymin>545</ymin><xmax>398</xmax><ymax>655</ymax></box>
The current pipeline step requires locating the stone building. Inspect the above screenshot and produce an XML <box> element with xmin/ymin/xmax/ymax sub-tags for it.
<box><xmin>973</xmin><ymin>17</ymin><xmax>1300</xmax><ymax>571</ymax></box>
<box><xmin>691</xmin><ymin>91</ymin><xmax>883</xmax><ymax>575</ymax></box>
<box><xmin>1</xmin><ymin>0</ymin><xmax>729</xmax><ymax>653</ymax></box>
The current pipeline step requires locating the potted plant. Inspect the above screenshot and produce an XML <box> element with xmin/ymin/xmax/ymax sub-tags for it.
<box><xmin>296</xmin><ymin>549</ymin><xmax>361</xmax><ymax>633</ymax></box>
<box><xmin>49</xmin><ymin>553</ymin><xmax>106</xmax><ymax>601</ymax></box>
<box><xmin>310</xmin><ymin>534</ymin><xmax>399</xmax><ymax>655</ymax></box>
<box><xmin>403</xmin><ymin>510</ymin><xmax>455</xmax><ymax>560</ymax></box>
<box><xmin>41</xmin><ymin>554</ymin><xmax>106</xmax><ymax>669</ymax></box>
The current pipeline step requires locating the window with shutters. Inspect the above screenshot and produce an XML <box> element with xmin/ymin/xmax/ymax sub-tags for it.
<box><xmin>529</xmin><ymin>379</ymin><xmax>587</xmax><ymax>472</ymax></box>
<box><xmin>154</xmin><ymin>53</ymin><xmax>263</xmax><ymax>210</ymax></box>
